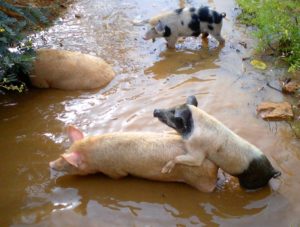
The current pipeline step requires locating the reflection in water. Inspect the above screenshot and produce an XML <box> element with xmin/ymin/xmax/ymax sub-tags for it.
<box><xmin>145</xmin><ymin>47</ymin><xmax>221</xmax><ymax>79</ymax></box>
<box><xmin>1</xmin><ymin>0</ymin><xmax>300</xmax><ymax>226</ymax></box>
<box><xmin>26</xmin><ymin>175</ymin><xmax>282</xmax><ymax>226</ymax></box>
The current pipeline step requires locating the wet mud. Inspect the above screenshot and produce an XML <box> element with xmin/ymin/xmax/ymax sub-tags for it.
<box><xmin>1</xmin><ymin>0</ymin><xmax>300</xmax><ymax>226</ymax></box>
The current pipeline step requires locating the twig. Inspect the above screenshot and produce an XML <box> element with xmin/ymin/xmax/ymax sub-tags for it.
<box><xmin>266</xmin><ymin>82</ymin><xmax>282</xmax><ymax>93</ymax></box>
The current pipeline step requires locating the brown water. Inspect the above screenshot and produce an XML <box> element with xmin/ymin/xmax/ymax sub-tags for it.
<box><xmin>1</xmin><ymin>0</ymin><xmax>300</xmax><ymax>226</ymax></box>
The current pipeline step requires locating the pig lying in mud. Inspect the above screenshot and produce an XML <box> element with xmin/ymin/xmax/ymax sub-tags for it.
<box><xmin>49</xmin><ymin>125</ymin><xmax>218</xmax><ymax>192</ymax></box>
<box><xmin>143</xmin><ymin>6</ymin><xmax>226</xmax><ymax>48</ymax></box>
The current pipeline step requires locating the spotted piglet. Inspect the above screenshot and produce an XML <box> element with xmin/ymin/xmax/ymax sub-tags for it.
<box><xmin>143</xmin><ymin>7</ymin><xmax>226</xmax><ymax>48</ymax></box>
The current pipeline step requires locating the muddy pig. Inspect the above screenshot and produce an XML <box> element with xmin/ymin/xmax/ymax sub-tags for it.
<box><xmin>49</xmin><ymin>125</ymin><xmax>218</xmax><ymax>192</ymax></box>
<box><xmin>143</xmin><ymin>6</ymin><xmax>226</xmax><ymax>48</ymax></box>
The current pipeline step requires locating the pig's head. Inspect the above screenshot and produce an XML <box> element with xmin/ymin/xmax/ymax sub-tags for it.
<box><xmin>49</xmin><ymin>125</ymin><xmax>96</xmax><ymax>175</ymax></box>
<box><xmin>143</xmin><ymin>20</ymin><xmax>166</xmax><ymax>41</ymax></box>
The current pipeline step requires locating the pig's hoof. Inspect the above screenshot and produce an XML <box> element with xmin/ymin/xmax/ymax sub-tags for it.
<box><xmin>161</xmin><ymin>161</ymin><xmax>175</xmax><ymax>174</ymax></box>
<box><xmin>219</xmin><ymin>40</ymin><xmax>225</xmax><ymax>46</ymax></box>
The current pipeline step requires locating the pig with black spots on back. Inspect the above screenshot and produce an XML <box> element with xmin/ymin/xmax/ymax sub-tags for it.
<box><xmin>143</xmin><ymin>6</ymin><xmax>226</xmax><ymax>48</ymax></box>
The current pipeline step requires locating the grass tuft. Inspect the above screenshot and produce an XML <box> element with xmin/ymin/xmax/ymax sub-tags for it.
<box><xmin>237</xmin><ymin>0</ymin><xmax>300</xmax><ymax>72</ymax></box>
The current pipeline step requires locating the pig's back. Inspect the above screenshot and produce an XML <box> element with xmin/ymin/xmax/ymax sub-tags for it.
<box><xmin>86</xmin><ymin>132</ymin><xmax>216</xmax><ymax>185</ymax></box>
<box><xmin>93</xmin><ymin>132</ymin><xmax>185</xmax><ymax>165</ymax></box>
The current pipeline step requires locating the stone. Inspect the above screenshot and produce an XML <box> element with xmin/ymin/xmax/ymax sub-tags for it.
<box><xmin>257</xmin><ymin>101</ymin><xmax>294</xmax><ymax>120</ymax></box>
<box><xmin>281</xmin><ymin>79</ymin><xmax>300</xmax><ymax>94</ymax></box>
<box><xmin>30</xmin><ymin>49</ymin><xmax>115</xmax><ymax>90</ymax></box>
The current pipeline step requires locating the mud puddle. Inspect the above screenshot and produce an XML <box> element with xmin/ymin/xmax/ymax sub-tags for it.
<box><xmin>0</xmin><ymin>0</ymin><xmax>300</xmax><ymax>226</ymax></box>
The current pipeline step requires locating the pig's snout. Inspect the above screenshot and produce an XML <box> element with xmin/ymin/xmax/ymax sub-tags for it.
<box><xmin>49</xmin><ymin>161</ymin><xmax>56</xmax><ymax>169</ymax></box>
<box><xmin>153</xmin><ymin>109</ymin><xmax>162</xmax><ymax>118</ymax></box>
<box><xmin>49</xmin><ymin>160</ymin><xmax>61</xmax><ymax>171</ymax></box>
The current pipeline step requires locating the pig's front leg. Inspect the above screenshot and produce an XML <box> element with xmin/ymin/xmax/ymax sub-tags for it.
<box><xmin>161</xmin><ymin>152</ymin><xmax>206</xmax><ymax>174</ymax></box>
<box><xmin>201</xmin><ymin>32</ymin><xmax>209</xmax><ymax>39</ymax></box>
<box><xmin>165</xmin><ymin>36</ymin><xmax>178</xmax><ymax>48</ymax></box>
<box><xmin>211</xmin><ymin>33</ymin><xmax>225</xmax><ymax>45</ymax></box>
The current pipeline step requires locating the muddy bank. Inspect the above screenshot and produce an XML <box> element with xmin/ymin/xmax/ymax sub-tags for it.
<box><xmin>0</xmin><ymin>0</ymin><xmax>300</xmax><ymax>226</ymax></box>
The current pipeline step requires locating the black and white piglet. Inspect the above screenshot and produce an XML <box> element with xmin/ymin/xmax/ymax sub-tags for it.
<box><xmin>143</xmin><ymin>6</ymin><xmax>226</xmax><ymax>48</ymax></box>
<box><xmin>153</xmin><ymin>96</ymin><xmax>281</xmax><ymax>190</ymax></box>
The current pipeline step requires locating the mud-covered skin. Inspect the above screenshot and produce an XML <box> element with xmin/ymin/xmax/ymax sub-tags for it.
<box><xmin>153</xmin><ymin>96</ymin><xmax>281</xmax><ymax>190</ymax></box>
<box><xmin>143</xmin><ymin>6</ymin><xmax>226</xmax><ymax>48</ymax></box>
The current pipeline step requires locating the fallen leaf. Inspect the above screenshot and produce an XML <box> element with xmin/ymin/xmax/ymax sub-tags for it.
<box><xmin>251</xmin><ymin>59</ymin><xmax>267</xmax><ymax>70</ymax></box>
<box><xmin>281</xmin><ymin>79</ymin><xmax>300</xmax><ymax>94</ymax></box>
<box><xmin>257</xmin><ymin>101</ymin><xmax>293</xmax><ymax>120</ymax></box>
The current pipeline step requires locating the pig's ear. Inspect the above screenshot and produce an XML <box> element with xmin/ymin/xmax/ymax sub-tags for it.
<box><xmin>61</xmin><ymin>152</ymin><xmax>82</xmax><ymax>168</ymax></box>
<box><xmin>67</xmin><ymin>125</ymin><xmax>84</xmax><ymax>143</ymax></box>
<box><xmin>155</xmin><ymin>21</ymin><xmax>165</xmax><ymax>34</ymax></box>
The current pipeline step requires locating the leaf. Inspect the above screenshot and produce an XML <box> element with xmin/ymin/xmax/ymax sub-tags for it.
<box><xmin>250</xmin><ymin>59</ymin><xmax>267</xmax><ymax>70</ymax></box>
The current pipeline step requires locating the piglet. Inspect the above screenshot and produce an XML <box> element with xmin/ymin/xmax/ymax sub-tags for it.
<box><xmin>144</xmin><ymin>6</ymin><xmax>226</xmax><ymax>48</ymax></box>
<box><xmin>49</xmin><ymin>125</ymin><xmax>218</xmax><ymax>192</ymax></box>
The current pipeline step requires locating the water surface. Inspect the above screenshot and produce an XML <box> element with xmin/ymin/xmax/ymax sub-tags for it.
<box><xmin>1</xmin><ymin>0</ymin><xmax>300</xmax><ymax>226</ymax></box>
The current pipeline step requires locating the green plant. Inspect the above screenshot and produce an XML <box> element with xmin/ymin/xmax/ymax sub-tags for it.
<box><xmin>0</xmin><ymin>1</ymin><xmax>48</xmax><ymax>93</ymax></box>
<box><xmin>237</xmin><ymin>0</ymin><xmax>300</xmax><ymax>72</ymax></box>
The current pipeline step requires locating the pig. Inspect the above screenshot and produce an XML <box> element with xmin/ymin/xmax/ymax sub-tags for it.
<box><xmin>49</xmin><ymin>125</ymin><xmax>218</xmax><ymax>192</ymax></box>
<box><xmin>143</xmin><ymin>6</ymin><xmax>226</xmax><ymax>48</ymax></box>
<box><xmin>153</xmin><ymin>96</ymin><xmax>281</xmax><ymax>190</ymax></box>
<box><xmin>30</xmin><ymin>49</ymin><xmax>115</xmax><ymax>90</ymax></box>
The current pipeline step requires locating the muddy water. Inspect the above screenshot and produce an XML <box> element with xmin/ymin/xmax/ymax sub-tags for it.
<box><xmin>1</xmin><ymin>0</ymin><xmax>300</xmax><ymax>226</ymax></box>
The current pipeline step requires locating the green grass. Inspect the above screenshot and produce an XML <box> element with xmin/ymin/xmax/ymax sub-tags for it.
<box><xmin>236</xmin><ymin>0</ymin><xmax>300</xmax><ymax>72</ymax></box>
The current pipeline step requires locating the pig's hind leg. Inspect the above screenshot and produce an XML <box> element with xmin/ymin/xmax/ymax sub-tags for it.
<box><xmin>201</xmin><ymin>32</ymin><xmax>209</xmax><ymax>39</ymax></box>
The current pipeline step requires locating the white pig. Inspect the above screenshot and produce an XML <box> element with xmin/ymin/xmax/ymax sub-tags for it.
<box><xmin>49</xmin><ymin>125</ymin><xmax>218</xmax><ymax>192</ymax></box>
<box><xmin>143</xmin><ymin>6</ymin><xmax>226</xmax><ymax>48</ymax></box>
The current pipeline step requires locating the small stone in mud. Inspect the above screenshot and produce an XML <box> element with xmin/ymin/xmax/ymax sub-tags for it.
<box><xmin>242</xmin><ymin>57</ymin><xmax>251</xmax><ymax>61</ymax></box>
<box><xmin>75</xmin><ymin>14</ymin><xmax>81</xmax><ymax>19</ymax></box>
<box><xmin>281</xmin><ymin>79</ymin><xmax>300</xmax><ymax>94</ymax></box>
<box><xmin>60</xmin><ymin>4</ymin><xmax>67</xmax><ymax>9</ymax></box>
<box><xmin>257</xmin><ymin>101</ymin><xmax>294</xmax><ymax>121</ymax></box>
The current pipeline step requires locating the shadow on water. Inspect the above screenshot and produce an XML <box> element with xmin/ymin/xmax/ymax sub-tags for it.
<box><xmin>145</xmin><ymin>45</ymin><xmax>222</xmax><ymax>79</ymax></box>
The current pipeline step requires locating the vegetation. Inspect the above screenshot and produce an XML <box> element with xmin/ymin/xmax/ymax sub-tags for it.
<box><xmin>236</xmin><ymin>0</ymin><xmax>300</xmax><ymax>72</ymax></box>
<box><xmin>0</xmin><ymin>1</ymin><xmax>49</xmax><ymax>93</ymax></box>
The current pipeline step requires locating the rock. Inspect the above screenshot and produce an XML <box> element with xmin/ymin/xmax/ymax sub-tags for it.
<box><xmin>30</xmin><ymin>49</ymin><xmax>115</xmax><ymax>90</ymax></box>
<box><xmin>75</xmin><ymin>14</ymin><xmax>81</xmax><ymax>19</ymax></box>
<box><xmin>281</xmin><ymin>79</ymin><xmax>300</xmax><ymax>94</ymax></box>
<box><xmin>257</xmin><ymin>101</ymin><xmax>294</xmax><ymax>120</ymax></box>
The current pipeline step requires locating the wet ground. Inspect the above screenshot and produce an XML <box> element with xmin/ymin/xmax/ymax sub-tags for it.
<box><xmin>1</xmin><ymin>0</ymin><xmax>300</xmax><ymax>226</ymax></box>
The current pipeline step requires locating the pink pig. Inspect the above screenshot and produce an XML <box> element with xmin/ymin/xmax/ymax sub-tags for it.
<box><xmin>49</xmin><ymin>125</ymin><xmax>218</xmax><ymax>192</ymax></box>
